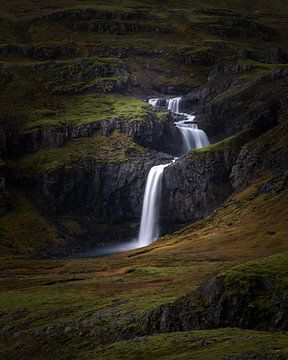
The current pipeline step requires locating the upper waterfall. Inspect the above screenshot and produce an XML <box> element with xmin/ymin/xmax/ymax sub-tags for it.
<box><xmin>149</xmin><ymin>96</ymin><xmax>210</xmax><ymax>153</ymax></box>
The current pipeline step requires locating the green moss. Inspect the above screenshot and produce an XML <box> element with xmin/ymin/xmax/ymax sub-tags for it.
<box><xmin>192</xmin><ymin>133</ymin><xmax>245</xmax><ymax>155</ymax></box>
<box><xmin>87</xmin><ymin>328</ymin><xmax>288</xmax><ymax>360</ymax></box>
<box><xmin>223</xmin><ymin>253</ymin><xmax>288</xmax><ymax>291</ymax></box>
<box><xmin>6</xmin><ymin>131</ymin><xmax>145</xmax><ymax>172</ymax></box>
<box><xmin>52</xmin><ymin>76</ymin><xmax>126</xmax><ymax>94</ymax></box>
<box><xmin>59</xmin><ymin>216</ymin><xmax>86</xmax><ymax>236</ymax></box>
<box><xmin>0</xmin><ymin>190</ymin><xmax>10</xmax><ymax>209</ymax></box>
<box><xmin>0</xmin><ymin>189</ymin><xmax>63</xmax><ymax>257</ymax></box>
<box><xmin>27</xmin><ymin>93</ymin><xmax>150</xmax><ymax>127</ymax></box>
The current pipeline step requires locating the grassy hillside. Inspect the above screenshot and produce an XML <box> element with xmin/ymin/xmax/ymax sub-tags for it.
<box><xmin>1</xmin><ymin>176</ymin><xmax>288</xmax><ymax>358</ymax></box>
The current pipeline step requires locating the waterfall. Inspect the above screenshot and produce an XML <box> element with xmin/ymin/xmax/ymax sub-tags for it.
<box><xmin>166</xmin><ymin>97</ymin><xmax>181</xmax><ymax>113</ymax></box>
<box><xmin>150</xmin><ymin>96</ymin><xmax>210</xmax><ymax>153</ymax></box>
<box><xmin>138</xmin><ymin>164</ymin><xmax>169</xmax><ymax>247</ymax></box>
<box><xmin>139</xmin><ymin>95</ymin><xmax>210</xmax><ymax>248</ymax></box>
<box><xmin>149</xmin><ymin>98</ymin><xmax>160</xmax><ymax>107</ymax></box>
<box><xmin>175</xmin><ymin>120</ymin><xmax>210</xmax><ymax>152</ymax></box>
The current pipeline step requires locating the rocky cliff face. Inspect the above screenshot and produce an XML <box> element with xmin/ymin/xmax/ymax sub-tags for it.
<box><xmin>142</xmin><ymin>254</ymin><xmax>288</xmax><ymax>334</ymax></box>
<box><xmin>8</xmin><ymin>151</ymin><xmax>171</xmax><ymax>223</ymax></box>
<box><xmin>7</xmin><ymin>111</ymin><xmax>182</xmax><ymax>156</ymax></box>
<box><xmin>182</xmin><ymin>67</ymin><xmax>287</xmax><ymax>143</ymax></box>
<box><xmin>157</xmin><ymin>62</ymin><xmax>288</xmax><ymax>227</ymax></box>
<box><xmin>6</xmin><ymin>146</ymin><xmax>172</xmax><ymax>254</ymax></box>
<box><xmin>161</xmin><ymin>145</ymin><xmax>240</xmax><ymax>224</ymax></box>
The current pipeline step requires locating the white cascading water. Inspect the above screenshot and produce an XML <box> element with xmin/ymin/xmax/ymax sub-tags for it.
<box><xmin>166</xmin><ymin>97</ymin><xmax>210</xmax><ymax>152</ymax></box>
<box><xmin>148</xmin><ymin>98</ymin><xmax>160</xmax><ymax>107</ymax></box>
<box><xmin>166</xmin><ymin>97</ymin><xmax>181</xmax><ymax>113</ymax></box>
<box><xmin>138</xmin><ymin>164</ymin><xmax>169</xmax><ymax>247</ymax></box>
<box><xmin>176</xmin><ymin>120</ymin><xmax>210</xmax><ymax>153</ymax></box>
<box><xmin>138</xmin><ymin>96</ymin><xmax>209</xmax><ymax>247</ymax></box>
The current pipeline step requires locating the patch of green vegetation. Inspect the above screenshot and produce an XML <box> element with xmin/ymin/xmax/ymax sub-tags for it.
<box><xmin>151</xmin><ymin>73</ymin><xmax>204</xmax><ymax>89</ymax></box>
<box><xmin>223</xmin><ymin>252</ymin><xmax>288</xmax><ymax>291</ymax></box>
<box><xmin>88</xmin><ymin>328</ymin><xmax>288</xmax><ymax>360</ymax></box>
<box><xmin>52</xmin><ymin>76</ymin><xmax>126</xmax><ymax>94</ymax></box>
<box><xmin>59</xmin><ymin>216</ymin><xmax>86</xmax><ymax>237</ymax></box>
<box><xmin>27</xmin><ymin>93</ymin><xmax>150</xmax><ymax>128</ymax></box>
<box><xmin>0</xmin><ymin>190</ymin><xmax>10</xmax><ymax>209</ymax></box>
<box><xmin>130</xmin><ymin>266</ymin><xmax>188</xmax><ymax>278</ymax></box>
<box><xmin>192</xmin><ymin>133</ymin><xmax>245</xmax><ymax>155</ymax></box>
<box><xmin>6</xmin><ymin>131</ymin><xmax>145</xmax><ymax>172</ymax></box>
<box><xmin>0</xmin><ymin>189</ymin><xmax>63</xmax><ymax>257</ymax></box>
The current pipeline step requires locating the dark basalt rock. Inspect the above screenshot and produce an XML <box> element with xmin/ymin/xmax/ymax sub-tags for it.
<box><xmin>27</xmin><ymin>57</ymin><xmax>134</xmax><ymax>94</ymax></box>
<box><xmin>182</xmin><ymin>67</ymin><xmax>287</xmax><ymax>143</ymax></box>
<box><xmin>232</xmin><ymin>120</ymin><xmax>288</xmax><ymax>191</ymax></box>
<box><xmin>8</xmin><ymin>150</ymin><xmax>172</xmax><ymax>221</ymax></box>
<box><xmin>6</xmin><ymin>150</ymin><xmax>172</xmax><ymax>253</ymax></box>
<box><xmin>6</xmin><ymin>112</ymin><xmax>182</xmax><ymax>157</ymax></box>
<box><xmin>237</xmin><ymin>47</ymin><xmax>288</xmax><ymax>64</ymax></box>
<box><xmin>0</xmin><ymin>43</ymin><xmax>75</xmax><ymax>60</ymax></box>
<box><xmin>161</xmin><ymin>144</ymin><xmax>241</xmax><ymax>225</ymax></box>
<box><xmin>221</xmin><ymin>354</ymin><xmax>288</xmax><ymax>360</ymax></box>
<box><xmin>208</xmin><ymin>16</ymin><xmax>277</xmax><ymax>39</ymax></box>
<box><xmin>34</xmin><ymin>8</ymin><xmax>152</xmax><ymax>23</ymax></box>
<box><xmin>73</xmin><ymin>21</ymin><xmax>172</xmax><ymax>34</ymax></box>
<box><xmin>141</xmin><ymin>272</ymin><xmax>288</xmax><ymax>334</ymax></box>
<box><xmin>32</xmin><ymin>8</ymin><xmax>172</xmax><ymax>35</ymax></box>
<box><xmin>167</xmin><ymin>47</ymin><xmax>217</xmax><ymax>66</ymax></box>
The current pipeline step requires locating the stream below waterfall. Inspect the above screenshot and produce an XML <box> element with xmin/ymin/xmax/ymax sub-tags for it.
<box><xmin>77</xmin><ymin>96</ymin><xmax>210</xmax><ymax>258</ymax></box>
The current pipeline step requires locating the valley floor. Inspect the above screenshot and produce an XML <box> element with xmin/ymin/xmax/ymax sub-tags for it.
<box><xmin>1</xmin><ymin>178</ymin><xmax>288</xmax><ymax>359</ymax></box>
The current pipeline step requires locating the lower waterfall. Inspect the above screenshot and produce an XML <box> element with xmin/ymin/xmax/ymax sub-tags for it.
<box><xmin>138</xmin><ymin>164</ymin><xmax>170</xmax><ymax>247</ymax></box>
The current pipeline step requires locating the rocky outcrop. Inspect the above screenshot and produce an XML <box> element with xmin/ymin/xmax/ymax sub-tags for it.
<box><xmin>7</xmin><ymin>112</ymin><xmax>182</xmax><ymax>156</ymax></box>
<box><xmin>237</xmin><ymin>47</ymin><xmax>288</xmax><ymax>64</ymax></box>
<box><xmin>33</xmin><ymin>8</ymin><xmax>173</xmax><ymax>34</ymax></box>
<box><xmin>169</xmin><ymin>47</ymin><xmax>217</xmax><ymax>66</ymax></box>
<box><xmin>160</xmin><ymin>93</ymin><xmax>287</xmax><ymax>225</ymax></box>
<box><xmin>208</xmin><ymin>16</ymin><xmax>277</xmax><ymax>39</ymax></box>
<box><xmin>73</xmin><ymin>21</ymin><xmax>172</xmax><ymax>34</ymax></box>
<box><xmin>26</xmin><ymin>57</ymin><xmax>136</xmax><ymax>95</ymax></box>
<box><xmin>182</xmin><ymin>67</ymin><xmax>287</xmax><ymax>142</ymax></box>
<box><xmin>142</xmin><ymin>254</ymin><xmax>288</xmax><ymax>334</ymax></box>
<box><xmin>6</xmin><ymin>149</ymin><xmax>172</xmax><ymax>252</ymax></box>
<box><xmin>221</xmin><ymin>354</ymin><xmax>288</xmax><ymax>360</ymax></box>
<box><xmin>161</xmin><ymin>142</ymin><xmax>242</xmax><ymax>224</ymax></box>
<box><xmin>232</xmin><ymin>120</ymin><xmax>288</xmax><ymax>191</ymax></box>
<box><xmin>0</xmin><ymin>43</ymin><xmax>75</xmax><ymax>60</ymax></box>
<box><xmin>35</xmin><ymin>8</ymin><xmax>152</xmax><ymax>23</ymax></box>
